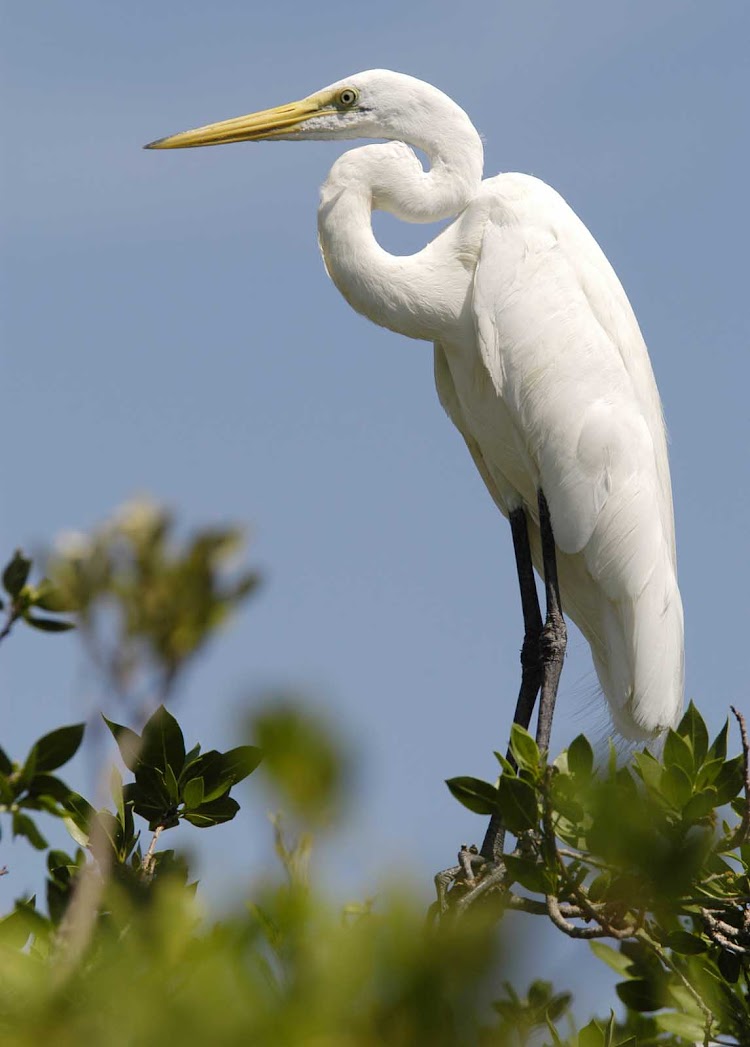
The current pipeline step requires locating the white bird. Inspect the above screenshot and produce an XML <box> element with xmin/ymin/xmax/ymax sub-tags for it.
<box><xmin>146</xmin><ymin>69</ymin><xmax>684</xmax><ymax>753</ymax></box>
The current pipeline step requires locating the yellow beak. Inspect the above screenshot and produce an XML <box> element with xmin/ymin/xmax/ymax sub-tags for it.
<box><xmin>144</xmin><ymin>93</ymin><xmax>330</xmax><ymax>149</ymax></box>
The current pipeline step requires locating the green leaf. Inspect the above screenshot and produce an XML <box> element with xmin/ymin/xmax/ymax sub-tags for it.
<box><xmin>496</xmin><ymin>775</ymin><xmax>538</xmax><ymax>833</ymax></box>
<box><xmin>493</xmin><ymin>750</ymin><xmax>516</xmax><ymax>776</ymax></box>
<box><xmin>663</xmin><ymin>729</ymin><xmax>694</xmax><ymax>780</ymax></box>
<box><xmin>713</xmin><ymin>755</ymin><xmax>744</xmax><ymax>805</ymax></box>
<box><xmin>707</xmin><ymin>719</ymin><xmax>728</xmax><ymax>763</ymax></box>
<box><xmin>589</xmin><ymin>941</ymin><xmax>633</xmax><ymax>977</ymax></box>
<box><xmin>47</xmin><ymin>849</ymin><xmax>75</xmax><ymax>877</ymax></box>
<box><xmin>718</xmin><ymin>948</ymin><xmax>741</xmax><ymax>982</ymax></box>
<box><xmin>179</xmin><ymin>750</ymin><xmax>228</xmax><ymax>802</ymax></box>
<box><xmin>218</xmin><ymin>745</ymin><xmax>263</xmax><ymax>786</ymax></box>
<box><xmin>27</xmin><ymin>773</ymin><xmax>75</xmax><ymax>804</ymax></box>
<box><xmin>696</xmin><ymin>757</ymin><xmax>726</xmax><ymax>789</ymax></box>
<box><xmin>445</xmin><ymin>776</ymin><xmax>498</xmax><ymax>816</ymax></box>
<box><xmin>12</xmin><ymin>811</ymin><xmax>48</xmax><ymax>850</ymax></box>
<box><xmin>182</xmin><ymin>776</ymin><xmax>205</xmax><ymax>810</ymax></box>
<box><xmin>164</xmin><ymin>762</ymin><xmax>180</xmax><ymax>803</ymax></box>
<box><xmin>633</xmin><ymin>749</ymin><xmax>662</xmax><ymax>794</ymax></box>
<box><xmin>63</xmin><ymin>792</ymin><xmax>96</xmax><ymax>834</ymax></box>
<box><xmin>503</xmin><ymin>854</ymin><xmax>554</xmax><ymax>894</ymax></box>
<box><xmin>0</xmin><ymin>744</ymin><xmax>12</xmax><ymax>776</ymax></box>
<box><xmin>545</xmin><ymin>1017</ymin><xmax>564</xmax><ymax>1046</ymax></box>
<box><xmin>182</xmin><ymin>794</ymin><xmax>240</xmax><ymax>828</ymax></box>
<box><xmin>24</xmin><ymin>615</ymin><xmax>75</xmax><ymax>633</ymax></box>
<box><xmin>103</xmin><ymin>715</ymin><xmax>142</xmax><ymax>772</ymax></box>
<box><xmin>654</xmin><ymin>1012</ymin><xmax>705</xmax><ymax>1040</ymax></box>
<box><xmin>662</xmin><ymin>764</ymin><xmax>692</xmax><ymax>808</ymax></box>
<box><xmin>682</xmin><ymin>788</ymin><xmax>718</xmax><ymax>822</ymax></box>
<box><xmin>183</xmin><ymin>742</ymin><xmax>201</xmax><ymax>767</ymax></box>
<box><xmin>578</xmin><ymin>1019</ymin><xmax>605</xmax><ymax>1047</ymax></box>
<box><xmin>567</xmin><ymin>734</ymin><xmax>594</xmax><ymax>779</ymax></box>
<box><xmin>0</xmin><ymin>909</ymin><xmax>32</xmax><ymax>950</ymax></box>
<box><xmin>664</xmin><ymin>930</ymin><xmax>707</xmax><ymax>954</ymax></box>
<box><xmin>140</xmin><ymin>705</ymin><xmax>185</xmax><ymax>776</ymax></box>
<box><xmin>63</xmin><ymin>818</ymin><xmax>89</xmax><ymax>848</ymax></box>
<box><xmin>615</xmin><ymin>978</ymin><xmax>663</xmax><ymax>1012</ymax></box>
<box><xmin>546</xmin><ymin>990</ymin><xmax>571</xmax><ymax>1023</ymax></box>
<box><xmin>131</xmin><ymin>766</ymin><xmax>172</xmax><ymax>809</ymax></box>
<box><xmin>509</xmin><ymin>724</ymin><xmax>540</xmax><ymax>773</ymax></box>
<box><xmin>3</xmin><ymin>550</ymin><xmax>31</xmax><ymax>597</ymax></box>
<box><xmin>31</xmin><ymin>723</ymin><xmax>85</xmax><ymax>773</ymax></box>
<box><xmin>110</xmin><ymin>765</ymin><xmax>124</xmax><ymax>822</ymax></box>
<box><xmin>587</xmin><ymin>872</ymin><xmax>611</xmax><ymax>902</ymax></box>
<box><xmin>20</xmin><ymin>746</ymin><xmax>37</xmax><ymax>787</ymax></box>
<box><xmin>676</xmin><ymin>701</ymin><xmax>708</xmax><ymax>766</ymax></box>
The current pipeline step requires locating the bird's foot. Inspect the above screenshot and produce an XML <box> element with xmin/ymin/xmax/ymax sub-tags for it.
<box><xmin>433</xmin><ymin>843</ymin><xmax>509</xmax><ymax>918</ymax></box>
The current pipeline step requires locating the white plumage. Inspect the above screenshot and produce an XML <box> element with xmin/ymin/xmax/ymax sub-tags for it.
<box><xmin>147</xmin><ymin>69</ymin><xmax>684</xmax><ymax>740</ymax></box>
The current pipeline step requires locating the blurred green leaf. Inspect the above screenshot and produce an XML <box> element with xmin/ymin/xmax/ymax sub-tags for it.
<box><xmin>12</xmin><ymin>812</ymin><xmax>48</xmax><ymax>850</ymax></box>
<box><xmin>24</xmin><ymin>615</ymin><xmax>75</xmax><ymax>633</ymax></box>
<box><xmin>3</xmin><ymin>550</ymin><xmax>31</xmax><ymax>598</ymax></box>
<box><xmin>654</xmin><ymin>1011</ymin><xmax>706</xmax><ymax>1040</ymax></box>
<box><xmin>32</xmin><ymin>578</ymin><xmax>78</xmax><ymax>613</ymax></box>
<box><xmin>615</xmin><ymin>978</ymin><xmax>663</xmax><ymax>1012</ymax></box>
<box><xmin>718</xmin><ymin>949</ymin><xmax>741</xmax><ymax>983</ymax></box>
<box><xmin>445</xmin><ymin>776</ymin><xmax>497</xmax><ymax>816</ymax></box>
<box><xmin>578</xmin><ymin>1018</ymin><xmax>606</xmax><ymax>1047</ymax></box>
<box><xmin>27</xmin><ymin>773</ymin><xmax>74</xmax><ymax>804</ymax></box>
<box><xmin>663</xmin><ymin>930</ymin><xmax>707</xmax><ymax>955</ymax></box>
<box><xmin>589</xmin><ymin>942</ymin><xmax>633</xmax><ymax>977</ymax></box>
<box><xmin>251</xmin><ymin>702</ymin><xmax>346</xmax><ymax>824</ymax></box>
<box><xmin>0</xmin><ymin>744</ymin><xmax>12</xmax><ymax>776</ymax></box>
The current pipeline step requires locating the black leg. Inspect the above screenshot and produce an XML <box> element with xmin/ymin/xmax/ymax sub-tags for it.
<box><xmin>481</xmin><ymin>505</ymin><xmax>543</xmax><ymax>862</ymax></box>
<box><xmin>508</xmin><ymin>506</ymin><xmax>544</xmax><ymax>732</ymax></box>
<box><xmin>536</xmin><ymin>489</ymin><xmax>567</xmax><ymax>753</ymax></box>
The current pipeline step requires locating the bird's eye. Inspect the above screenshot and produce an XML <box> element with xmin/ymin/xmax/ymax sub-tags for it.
<box><xmin>338</xmin><ymin>88</ymin><xmax>358</xmax><ymax>107</ymax></box>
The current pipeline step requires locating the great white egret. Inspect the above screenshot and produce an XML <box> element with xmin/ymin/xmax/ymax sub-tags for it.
<box><xmin>146</xmin><ymin>69</ymin><xmax>684</xmax><ymax>761</ymax></box>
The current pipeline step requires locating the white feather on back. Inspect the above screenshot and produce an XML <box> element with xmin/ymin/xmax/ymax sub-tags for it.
<box><xmin>441</xmin><ymin>173</ymin><xmax>683</xmax><ymax>739</ymax></box>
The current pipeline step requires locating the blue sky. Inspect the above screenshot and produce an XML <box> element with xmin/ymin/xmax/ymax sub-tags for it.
<box><xmin>2</xmin><ymin>0</ymin><xmax>749</xmax><ymax>1015</ymax></box>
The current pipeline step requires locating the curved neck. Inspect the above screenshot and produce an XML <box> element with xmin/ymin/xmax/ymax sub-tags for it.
<box><xmin>317</xmin><ymin>116</ymin><xmax>483</xmax><ymax>340</ymax></box>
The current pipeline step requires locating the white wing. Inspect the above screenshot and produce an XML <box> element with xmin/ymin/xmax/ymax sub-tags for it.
<box><xmin>461</xmin><ymin>174</ymin><xmax>683</xmax><ymax>738</ymax></box>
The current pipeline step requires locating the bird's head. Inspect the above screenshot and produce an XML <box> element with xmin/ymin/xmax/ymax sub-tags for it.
<box><xmin>144</xmin><ymin>69</ymin><xmax>472</xmax><ymax>154</ymax></box>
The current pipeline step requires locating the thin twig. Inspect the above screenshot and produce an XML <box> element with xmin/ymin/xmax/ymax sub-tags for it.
<box><xmin>142</xmin><ymin>824</ymin><xmax>164</xmax><ymax>879</ymax></box>
<box><xmin>544</xmin><ymin>893</ymin><xmax>621</xmax><ymax>938</ymax></box>
<box><xmin>727</xmin><ymin>706</ymin><xmax>750</xmax><ymax>849</ymax></box>
<box><xmin>0</xmin><ymin>606</ymin><xmax>21</xmax><ymax>646</ymax></box>
<box><xmin>637</xmin><ymin>927</ymin><xmax>715</xmax><ymax>1043</ymax></box>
